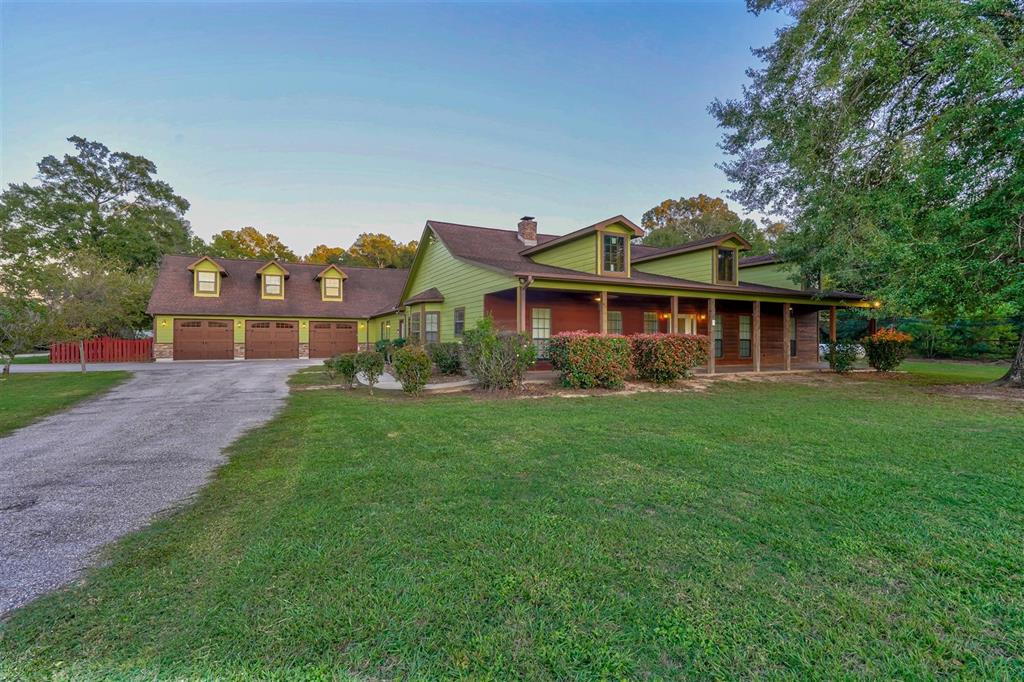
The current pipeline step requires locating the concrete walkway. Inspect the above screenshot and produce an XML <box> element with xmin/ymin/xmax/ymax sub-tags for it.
<box><xmin>0</xmin><ymin>360</ymin><xmax>310</xmax><ymax>616</ymax></box>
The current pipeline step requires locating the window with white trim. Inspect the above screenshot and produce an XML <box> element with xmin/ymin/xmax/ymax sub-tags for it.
<box><xmin>714</xmin><ymin>314</ymin><xmax>723</xmax><ymax>358</ymax></box>
<box><xmin>532</xmin><ymin>308</ymin><xmax>551</xmax><ymax>358</ymax></box>
<box><xmin>425</xmin><ymin>311</ymin><xmax>440</xmax><ymax>344</ymax></box>
<box><xmin>323</xmin><ymin>277</ymin><xmax>341</xmax><ymax>299</ymax></box>
<box><xmin>263</xmin><ymin>274</ymin><xmax>282</xmax><ymax>296</ymax></box>
<box><xmin>196</xmin><ymin>270</ymin><xmax>217</xmax><ymax>294</ymax></box>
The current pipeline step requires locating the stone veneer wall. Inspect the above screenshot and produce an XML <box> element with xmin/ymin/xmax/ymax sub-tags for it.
<box><xmin>153</xmin><ymin>343</ymin><xmax>173</xmax><ymax>360</ymax></box>
<box><xmin>298</xmin><ymin>343</ymin><xmax>310</xmax><ymax>359</ymax></box>
<box><xmin>233</xmin><ymin>343</ymin><xmax>245</xmax><ymax>360</ymax></box>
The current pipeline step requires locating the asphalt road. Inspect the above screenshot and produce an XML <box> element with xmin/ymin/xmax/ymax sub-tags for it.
<box><xmin>0</xmin><ymin>360</ymin><xmax>311</xmax><ymax>616</ymax></box>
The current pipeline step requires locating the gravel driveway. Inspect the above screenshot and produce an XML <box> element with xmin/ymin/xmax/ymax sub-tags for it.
<box><xmin>0</xmin><ymin>360</ymin><xmax>310</xmax><ymax>616</ymax></box>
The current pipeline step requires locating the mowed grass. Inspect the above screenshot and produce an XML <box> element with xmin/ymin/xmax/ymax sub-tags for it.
<box><xmin>10</xmin><ymin>355</ymin><xmax>50</xmax><ymax>365</ymax></box>
<box><xmin>899</xmin><ymin>359</ymin><xmax>1009</xmax><ymax>384</ymax></box>
<box><xmin>1</xmin><ymin>374</ymin><xmax>1022</xmax><ymax>679</ymax></box>
<box><xmin>0</xmin><ymin>371</ymin><xmax>129</xmax><ymax>436</ymax></box>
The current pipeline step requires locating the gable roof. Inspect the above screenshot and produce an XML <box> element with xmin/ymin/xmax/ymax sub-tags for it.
<box><xmin>425</xmin><ymin>220</ymin><xmax>863</xmax><ymax>302</ymax></box>
<box><xmin>314</xmin><ymin>264</ymin><xmax>348</xmax><ymax>280</ymax></box>
<box><xmin>404</xmin><ymin>287</ymin><xmax>445</xmax><ymax>305</ymax></box>
<box><xmin>148</xmin><ymin>255</ymin><xmax>408</xmax><ymax>318</ymax></box>
<box><xmin>255</xmin><ymin>260</ymin><xmax>290</xmax><ymax>277</ymax></box>
<box><xmin>739</xmin><ymin>254</ymin><xmax>780</xmax><ymax>267</ymax></box>
<box><xmin>630</xmin><ymin>232</ymin><xmax>752</xmax><ymax>264</ymax></box>
<box><xmin>186</xmin><ymin>256</ymin><xmax>227</xmax><ymax>273</ymax></box>
<box><xmin>519</xmin><ymin>215</ymin><xmax>643</xmax><ymax>256</ymax></box>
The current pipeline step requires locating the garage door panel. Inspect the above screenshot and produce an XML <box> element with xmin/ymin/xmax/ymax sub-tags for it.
<box><xmin>309</xmin><ymin>321</ymin><xmax>358</xmax><ymax>358</ymax></box>
<box><xmin>173</xmin><ymin>319</ymin><xmax>233</xmax><ymax>360</ymax></box>
<box><xmin>245</xmin><ymin>320</ymin><xmax>298</xmax><ymax>359</ymax></box>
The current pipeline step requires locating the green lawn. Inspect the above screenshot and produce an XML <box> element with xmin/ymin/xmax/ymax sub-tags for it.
<box><xmin>0</xmin><ymin>372</ymin><xmax>130</xmax><ymax>437</ymax></box>
<box><xmin>11</xmin><ymin>355</ymin><xmax>50</xmax><ymax>365</ymax></box>
<box><xmin>1</xmin><ymin>372</ymin><xmax>1022</xmax><ymax>679</ymax></box>
<box><xmin>899</xmin><ymin>359</ymin><xmax>1009</xmax><ymax>384</ymax></box>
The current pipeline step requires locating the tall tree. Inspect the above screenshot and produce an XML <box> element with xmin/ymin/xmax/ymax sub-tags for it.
<box><xmin>207</xmin><ymin>226</ymin><xmax>298</xmax><ymax>261</ymax></box>
<box><xmin>343</xmin><ymin>233</ymin><xmax>418</xmax><ymax>269</ymax></box>
<box><xmin>304</xmin><ymin>244</ymin><xmax>347</xmax><ymax>265</ymax></box>
<box><xmin>711</xmin><ymin>0</ymin><xmax>1024</xmax><ymax>386</ymax></box>
<box><xmin>0</xmin><ymin>136</ymin><xmax>200</xmax><ymax>271</ymax></box>
<box><xmin>641</xmin><ymin>194</ymin><xmax>774</xmax><ymax>255</ymax></box>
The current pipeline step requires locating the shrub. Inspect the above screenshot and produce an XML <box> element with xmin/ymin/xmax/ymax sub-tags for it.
<box><xmin>630</xmin><ymin>334</ymin><xmax>709</xmax><ymax>383</ymax></box>
<box><xmin>427</xmin><ymin>342</ymin><xmax>463</xmax><ymax>375</ymax></box>
<box><xmin>374</xmin><ymin>339</ymin><xmax>393</xmax><ymax>363</ymax></box>
<box><xmin>862</xmin><ymin>328</ymin><xmax>913</xmax><ymax>371</ymax></box>
<box><xmin>461</xmin><ymin>317</ymin><xmax>537</xmax><ymax>390</ymax></box>
<box><xmin>392</xmin><ymin>346</ymin><xmax>432</xmax><ymax>394</ymax></box>
<box><xmin>354</xmin><ymin>350</ymin><xmax>385</xmax><ymax>394</ymax></box>
<box><xmin>825</xmin><ymin>342</ymin><xmax>860</xmax><ymax>374</ymax></box>
<box><xmin>325</xmin><ymin>353</ymin><xmax>358</xmax><ymax>387</ymax></box>
<box><xmin>548</xmin><ymin>332</ymin><xmax>632</xmax><ymax>389</ymax></box>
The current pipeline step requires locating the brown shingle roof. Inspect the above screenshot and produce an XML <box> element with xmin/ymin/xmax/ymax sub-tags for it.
<box><xmin>147</xmin><ymin>255</ymin><xmax>409</xmax><ymax>318</ymax></box>
<box><xmin>426</xmin><ymin>220</ymin><xmax>863</xmax><ymax>301</ymax></box>
<box><xmin>630</xmin><ymin>232</ymin><xmax>752</xmax><ymax>263</ymax></box>
<box><xmin>739</xmin><ymin>254</ymin><xmax>779</xmax><ymax>267</ymax></box>
<box><xmin>404</xmin><ymin>287</ymin><xmax>444</xmax><ymax>305</ymax></box>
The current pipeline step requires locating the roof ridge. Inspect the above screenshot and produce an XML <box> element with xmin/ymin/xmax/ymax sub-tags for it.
<box><xmin>427</xmin><ymin>220</ymin><xmax>559</xmax><ymax>239</ymax></box>
<box><xmin>164</xmin><ymin>253</ymin><xmax>410</xmax><ymax>272</ymax></box>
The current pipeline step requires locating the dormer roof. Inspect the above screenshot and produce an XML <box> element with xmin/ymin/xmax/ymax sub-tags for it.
<box><xmin>518</xmin><ymin>215</ymin><xmax>643</xmax><ymax>256</ymax></box>
<box><xmin>314</xmin><ymin>264</ymin><xmax>348</xmax><ymax>280</ymax></box>
<box><xmin>186</xmin><ymin>256</ymin><xmax>227</xmax><ymax>274</ymax></box>
<box><xmin>255</xmin><ymin>260</ymin><xmax>290</xmax><ymax>278</ymax></box>
<box><xmin>630</xmin><ymin>232</ymin><xmax>753</xmax><ymax>264</ymax></box>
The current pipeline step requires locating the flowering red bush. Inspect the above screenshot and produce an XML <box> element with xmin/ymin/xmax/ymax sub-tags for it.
<box><xmin>862</xmin><ymin>327</ymin><xmax>913</xmax><ymax>371</ymax></box>
<box><xmin>630</xmin><ymin>333</ymin><xmax>710</xmax><ymax>383</ymax></box>
<box><xmin>548</xmin><ymin>331</ymin><xmax>632</xmax><ymax>389</ymax></box>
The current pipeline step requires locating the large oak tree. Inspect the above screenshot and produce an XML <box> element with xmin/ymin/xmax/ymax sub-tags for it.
<box><xmin>712</xmin><ymin>0</ymin><xmax>1024</xmax><ymax>385</ymax></box>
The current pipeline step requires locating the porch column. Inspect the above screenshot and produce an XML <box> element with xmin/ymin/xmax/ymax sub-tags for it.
<box><xmin>868</xmin><ymin>318</ymin><xmax>878</xmax><ymax>335</ymax></box>
<box><xmin>783</xmin><ymin>303</ymin><xmax>792</xmax><ymax>371</ymax></box>
<box><xmin>670</xmin><ymin>296</ymin><xmax>678</xmax><ymax>333</ymax></box>
<box><xmin>829</xmin><ymin>306</ymin><xmax>837</xmax><ymax>342</ymax></box>
<box><xmin>752</xmin><ymin>301</ymin><xmax>761</xmax><ymax>373</ymax></box>
<box><xmin>516</xmin><ymin>282</ymin><xmax>527</xmax><ymax>334</ymax></box>
<box><xmin>707</xmin><ymin>297</ymin><xmax>716</xmax><ymax>374</ymax></box>
<box><xmin>599</xmin><ymin>291</ymin><xmax>608</xmax><ymax>333</ymax></box>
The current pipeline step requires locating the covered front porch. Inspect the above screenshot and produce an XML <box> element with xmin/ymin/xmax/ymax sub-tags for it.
<box><xmin>484</xmin><ymin>285</ymin><xmax>837</xmax><ymax>373</ymax></box>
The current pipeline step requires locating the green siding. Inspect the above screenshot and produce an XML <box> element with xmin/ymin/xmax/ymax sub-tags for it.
<box><xmin>740</xmin><ymin>263</ymin><xmax>802</xmax><ymax>290</ymax></box>
<box><xmin>399</xmin><ymin>232</ymin><xmax>515</xmax><ymax>342</ymax></box>
<box><xmin>634</xmin><ymin>249</ymin><xmax>713</xmax><ymax>282</ymax></box>
<box><xmin>532</xmin><ymin>235</ymin><xmax>597</xmax><ymax>273</ymax></box>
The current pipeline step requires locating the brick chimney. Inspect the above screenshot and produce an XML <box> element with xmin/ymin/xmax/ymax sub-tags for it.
<box><xmin>517</xmin><ymin>216</ymin><xmax>537</xmax><ymax>246</ymax></box>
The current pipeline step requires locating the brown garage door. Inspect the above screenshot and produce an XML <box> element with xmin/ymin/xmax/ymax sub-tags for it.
<box><xmin>309</xmin><ymin>321</ymin><xmax>358</xmax><ymax>358</ymax></box>
<box><xmin>245</xmin><ymin>320</ymin><xmax>298</xmax><ymax>359</ymax></box>
<box><xmin>173</xmin><ymin>319</ymin><xmax>233</xmax><ymax>360</ymax></box>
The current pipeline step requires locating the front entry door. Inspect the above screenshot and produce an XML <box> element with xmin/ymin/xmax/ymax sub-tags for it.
<box><xmin>678</xmin><ymin>314</ymin><xmax>698</xmax><ymax>335</ymax></box>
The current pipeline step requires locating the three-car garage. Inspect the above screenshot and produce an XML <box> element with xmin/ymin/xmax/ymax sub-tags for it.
<box><xmin>163</xmin><ymin>317</ymin><xmax>361</xmax><ymax>360</ymax></box>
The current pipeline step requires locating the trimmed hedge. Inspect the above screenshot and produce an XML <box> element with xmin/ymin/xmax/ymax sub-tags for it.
<box><xmin>427</xmin><ymin>342</ymin><xmax>463</xmax><ymax>375</ymax></box>
<box><xmin>548</xmin><ymin>332</ymin><xmax>632</xmax><ymax>389</ymax></box>
<box><xmin>392</xmin><ymin>346</ymin><xmax>432</xmax><ymax>395</ymax></box>
<box><xmin>630</xmin><ymin>334</ymin><xmax>709</xmax><ymax>383</ymax></box>
<box><xmin>324</xmin><ymin>353</ymin><xmax>358</xmax><ymax>387</ymax></box>
<box><xmin>863</xmin><ymin>328</ymin><xmax>913</xmax><ymax>371</ymax></box>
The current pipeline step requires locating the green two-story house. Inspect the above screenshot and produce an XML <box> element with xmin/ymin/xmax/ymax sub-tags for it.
<box><xmin>148</xmin><ymin>215</ymin><xmax>869</xmax><ymax>370</ymax></box>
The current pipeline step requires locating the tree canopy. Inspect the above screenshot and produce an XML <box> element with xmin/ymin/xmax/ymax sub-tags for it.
<box><xmin>0</xmin><ymin>136</ymin><xmax>201</xmax><ymax>272</ymax></box>
<box><xmin>640</xmin><ymin>194</ymin><xmax>776</xmax><ymax>255</ymax></box>
<box><xmin>711</xmin><ymin>0</ymin><xmax>1024</xmax><ymax>384</ymax></box>
<box><xmin>303</xmin><ymin>233</ymin><xmax>417</xmax><ymax>268</ymax></box>
<box><xmin>207</xmin><ymin>226</ymin><xmax>299</xmax><ymax>262</ymax></box>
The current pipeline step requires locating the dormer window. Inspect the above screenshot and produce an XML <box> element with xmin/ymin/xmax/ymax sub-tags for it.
<box><xmin>187</xmin><ymin>256</ymin><xmax>225</xmax><ymax>297</ymax></box>
<box><xmin>196</xmin><ymin>271</ymin><xmax>217</xmax><ymax>293</ymax></box>
<box><xmin>716</xmin><ymin>247</ymin><xmax>737</xmax><ymax>284</ymax></box>
<box><xmin>603</xmin><ymin>234</ymin><xmax>626</xmax><ymax>273</ymax></box>
<box><xmin>263</xmin><ymin>274</ymin><xmax>282</xmax><ymax>297</ymax></box>
<box><xmin>315</xmin><ymin>264</ymin><xmax>347</xmax><ymax>301</ymax></box>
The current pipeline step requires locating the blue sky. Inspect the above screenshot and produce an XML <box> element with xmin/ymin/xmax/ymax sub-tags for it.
<box><xmin>2</xmin><ymin>1</ymin><xmax>787</xmax><ymax>254</ymax></box>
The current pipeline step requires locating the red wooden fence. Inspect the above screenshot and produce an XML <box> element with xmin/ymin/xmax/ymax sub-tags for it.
<box><xmin>50</xmin><ymin>337</ymin><xmax>153</xmax><ymax>363</ymax></box>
